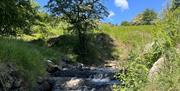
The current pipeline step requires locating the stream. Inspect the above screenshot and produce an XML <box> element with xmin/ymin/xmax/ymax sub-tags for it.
<box><xmin>35</xmin><ymin>61</ymin><xmax>121</xmax><ymax>91</ymax></box>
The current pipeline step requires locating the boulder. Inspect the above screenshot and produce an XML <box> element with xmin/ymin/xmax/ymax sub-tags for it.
<box><xmin>0</xmin><ymin>63</ymin><xmax>26</xmax><ymax>91</ymax></box>
<box><xmin>46</xmin><ymin>60</ymin><xmax>60</xmax><ymax>73</ymax></box>
<box><xmin>64</xmin><ymin>78</ymin><xmax>84</xmax><ymax>90</ymax></box>
<box><xmin>148</xmin><ymin>57</ymin><xmax>166</xmax><ymax>81</ymax></box>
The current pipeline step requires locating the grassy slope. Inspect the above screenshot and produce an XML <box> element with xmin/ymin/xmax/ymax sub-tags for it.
<box><xmin>99</xmin><ymin>24</ymin><xmax>156</xmax><ymax>60</ymax></box>
<box><xmin>100</xmin><ymin>24</ymin><xmax>155</xmax><ymax>46</ymax></box>
<box><xmin>0</xmin><ymin>38</ymin><xmax>61</xmax><ymax>87</ymax></box>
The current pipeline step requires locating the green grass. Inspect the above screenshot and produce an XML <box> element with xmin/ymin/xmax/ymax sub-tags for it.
<box><xmin>0</xmin><ymin>37</ymin><xmax>61</xmax><ymax>88</ymax></box>
<box><xmin>99</xmin><ymin>24</ymin><xmax>155</xmax><ymax>47</ymax></box>
<box><xmin>97</xmin><ymin>24</ymin><xmax>156</xmax><ymax>60</ymax></box>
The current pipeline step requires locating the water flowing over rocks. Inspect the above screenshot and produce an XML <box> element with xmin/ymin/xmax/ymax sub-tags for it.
<box><xmin>35</xmin><ymin>60</ymin><xmax>120</xmax><ymax>91</ymax></box>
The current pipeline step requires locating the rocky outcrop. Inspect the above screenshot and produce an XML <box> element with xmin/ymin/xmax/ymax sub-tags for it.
<box><xmin>0</xmin><ymin>63</ymin><xmax>26</xmax><ymax>91</ymax></box>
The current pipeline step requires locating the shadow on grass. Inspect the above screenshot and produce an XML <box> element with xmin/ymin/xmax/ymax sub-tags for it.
<box><xmin>30</xmin><ymin>33</ymin><xmax>119</xmax><ymax>66</ymax></box>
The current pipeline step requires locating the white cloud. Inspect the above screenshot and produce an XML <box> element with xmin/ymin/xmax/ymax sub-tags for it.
<box><xmin>115</xmin><ymin>0</ymin><xmax>129</xmax><ymax>10</ymax></box>
<box><xmin>108</xmin><ymin>11</ymin><xmax>115</xmax><ymax>18</ymax></box>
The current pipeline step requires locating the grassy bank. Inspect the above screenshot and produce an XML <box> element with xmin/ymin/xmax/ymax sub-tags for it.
<box><xmin>0</xmin><ymin>38</ymin><xmax>61</xmax><ymax>88</ymax></box>
<box><xmin>98</xmin><ymin>24</ymin><xmax>156</xmax><ymax>60</ymax></box>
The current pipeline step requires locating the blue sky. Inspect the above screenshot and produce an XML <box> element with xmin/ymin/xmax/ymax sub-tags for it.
<box><xmin>36</xmin><ymin>0</ymin><xmax>166</xmax><ymax>24</ymax></box>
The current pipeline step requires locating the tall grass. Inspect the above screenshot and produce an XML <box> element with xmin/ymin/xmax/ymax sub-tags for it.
<box><xmin>0</xmin><ymin>37</ymin><xmax>61</xmax><ymax>88</ymax></box>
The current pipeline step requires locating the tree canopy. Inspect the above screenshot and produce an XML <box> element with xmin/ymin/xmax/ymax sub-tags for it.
<box><xmin>47</xmin><ymin>0</ymin><xmax>109</xmax><ymax>33</ymax></box>
<box><xmin>0</xmin><ymin>0</ymin><xmax>39</xmax><ymax>36</ymax></box>
<box><xmin>132</xmin><ymin>9</ymin><xmax>157</xmax><ymax>25</ymax></box>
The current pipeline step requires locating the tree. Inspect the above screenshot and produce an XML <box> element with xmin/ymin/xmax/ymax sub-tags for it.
<box><xmin>132</xmin><ymin>9</ymin><xmax>157</xmax><ymax>25</ymax></box>
<box><xmin>142</xmin><ymin>9</ymin><xmax>157</xmax><ymax>25</ymax></box>
<box><xmin>121</xmin><ymin>21</ymin><xmax>131</xmax><ymax>26</ymax></box>
<box><xmin>0</xmin><ymin>0</ymin><xmax>39</xmax><ymax>36</ymax></box>
<box><xmin>47</xmin><ymin>0</ymin><xmax>109</xmax><ymax>63</ymax></box>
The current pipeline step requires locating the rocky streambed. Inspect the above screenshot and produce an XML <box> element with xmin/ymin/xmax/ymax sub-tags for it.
<box><xmin>35</xmin><ymin>61</ymin><xmax>121</xmax><ymax>91</ymax></box>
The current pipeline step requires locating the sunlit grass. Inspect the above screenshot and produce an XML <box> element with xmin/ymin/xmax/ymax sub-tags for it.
<box><xmin>0</xmin><ymin>37</ymin><xmax>61</xmax><ymax>88</ymax></box>
<box><xmin>99</xmin><ymin>24</ymin><xmax>156</xmax><ymax>47</ymax></box>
